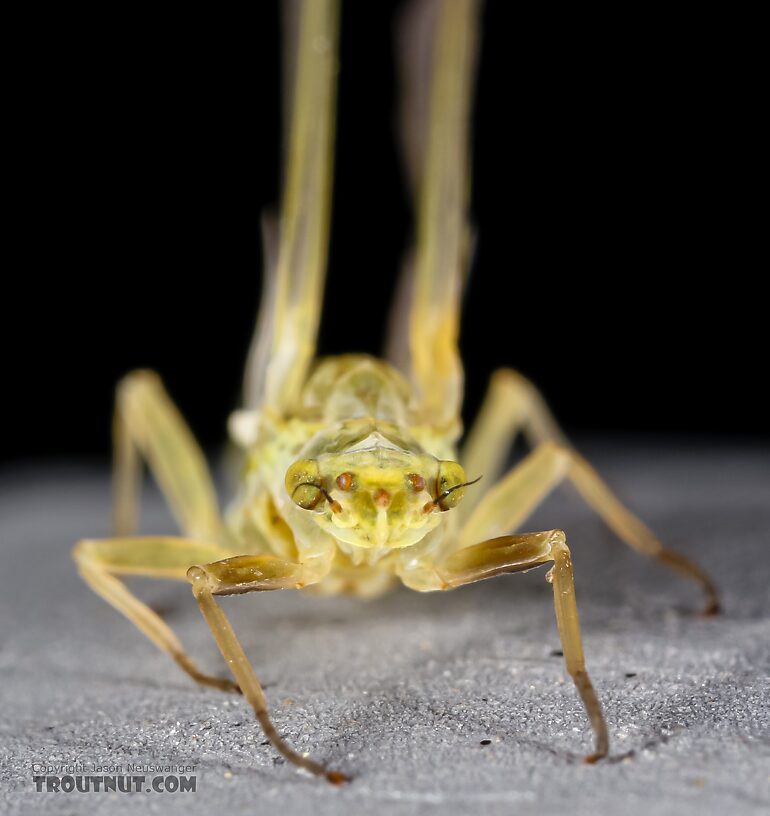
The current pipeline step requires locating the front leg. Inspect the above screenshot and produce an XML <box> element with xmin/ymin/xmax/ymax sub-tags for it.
<box><xmin>399</xmin><ymin>529</ymin><xmax>609</xmax><ymax>763</ymax></box>
<box><xmin>186</xmin><ymin>552</ymin><xmax>348</xmax><ymax>784</ymax></box>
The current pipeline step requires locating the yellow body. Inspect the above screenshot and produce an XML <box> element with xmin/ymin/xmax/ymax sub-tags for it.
<box><xmin>228</xmin><ymin>355</ymin><xmax>466</xmax><ymax>596</ymax></box>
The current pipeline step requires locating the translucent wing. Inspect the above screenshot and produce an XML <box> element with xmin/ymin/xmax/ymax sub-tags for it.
<box><xmin>388</xmin><ymin>0</ymin><xmax>480</xmax><ymax>433</ymax></box>
<box><xmin>243</xmin><ymin>0</ymin><xmax>339</xmax><ymax>414</ymax></box>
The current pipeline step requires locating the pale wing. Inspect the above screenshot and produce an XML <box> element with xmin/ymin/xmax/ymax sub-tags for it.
<box><xmin>243</xmin><ymin>0</ymin><xmax>339</xmax><ymax>413</ymax></box>
<box><xmin>392</xmin><ymin>0</ymin><xmax>480</xmax><ymax>432</ymax></box>
<box><xmin>384</xmin><ymin>0</ymin><xmax>437</xmax><ymax>374</ymax></box>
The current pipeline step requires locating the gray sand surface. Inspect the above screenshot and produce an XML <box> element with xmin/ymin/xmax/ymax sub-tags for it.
<box><xmin>1</xmin><ymin>440</ymin><xmax>768</xmax><ymax>815</ymax></box>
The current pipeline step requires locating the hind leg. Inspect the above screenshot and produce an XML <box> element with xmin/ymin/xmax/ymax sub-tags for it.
<box><xmin>112</xmin><ymin>369</ymin><xmax>225</xmax><ymax>543</ymax></box>
<box><xmin>459</xmin><ymin>370</ymin><xmax>719</xmax><ymax>614</ymax></box>
<box><xmin>75</xmin><ymin>370</ymin><xmax>237</xmax><ymax>690</ymax></box>
<box><xmin>458</xmin><ymin>439</ymin><xmax>719</xmax><ymax>614</ymax></box>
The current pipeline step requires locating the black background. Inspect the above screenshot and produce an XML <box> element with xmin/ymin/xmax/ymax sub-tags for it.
<box><xmin>5</xmin><ymin>3</ymin><xmax>765</xmax><ymax>465</ymax></box>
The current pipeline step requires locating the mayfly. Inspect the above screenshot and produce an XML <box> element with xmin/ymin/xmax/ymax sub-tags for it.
<box><xmin>74</xmin><ymin>0</ymin><xmax>720</xmax><ymax>784</ymax></box>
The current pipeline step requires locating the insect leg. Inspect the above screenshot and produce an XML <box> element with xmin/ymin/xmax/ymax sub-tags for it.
<box><xmin>458</xmin><ymin>440</ymin><xmax>720</xmax><ymax>615</ymax></box>
<box><xmin>73</xmin><ymin>536</ymin><xmax>239</xmax><ymax>692</ymax></box>
<box><xmin>399</xmin><ymin>529</ymin><xmax>608</xmax><ymax>762</ymax></box>
<box><xmin>459</xmin><ymin>369</ymin><xmax>568</xmax><ymax>519</ymax></box>
<box><xmin>112</xmin><ymin>369</ymin><xmax>225</xmax><ymax>543</ymax></box>
<box><xmin>187</xmin><ymin>553</ymin><xmax>347</xmax><ymax>784</ymax></box>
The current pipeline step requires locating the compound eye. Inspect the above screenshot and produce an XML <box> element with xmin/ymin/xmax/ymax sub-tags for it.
<box><xmin>336</xmin><ymin>472</ymin><xmax>354</xmax><ymax>491</ymax></box>
<box><xmin>285</xmin><ymin>459</ymin><xmax>324</xmax><ymax>510</ymax></box>
<box><xmin>285</xmin><ymin>459</ymin><xmax>342</xmax><ymax>513</ymax></box>
<box><xmin>292</xmin><ymin>484</ymin><xmax>325</xmax><ymax>510</ymax></box>
<box><xmin>436</xmin><ymin>461</ymin><xmax>467</xmax><ymax>511</ymax></box>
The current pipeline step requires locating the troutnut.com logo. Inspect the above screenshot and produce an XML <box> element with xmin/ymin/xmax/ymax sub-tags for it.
<box><xmin>31</xmin><ymin>763</ymin><xmax>197</xmax><ymax>794</ymax></box>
